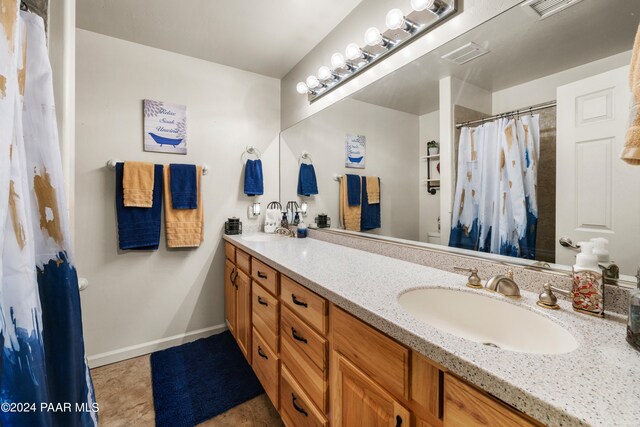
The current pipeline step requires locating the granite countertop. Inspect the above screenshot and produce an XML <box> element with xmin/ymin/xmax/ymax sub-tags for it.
<box><xmin>224</xmin><ymin>233</ymin><xmax>640</xmax><ymax>427</ymax></box>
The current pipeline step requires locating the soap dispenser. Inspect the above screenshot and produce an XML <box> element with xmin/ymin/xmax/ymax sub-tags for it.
<box><xmin>572</xmin><ymin>242</ymin><xmax>604</xmax><ymax>317</ymax></box>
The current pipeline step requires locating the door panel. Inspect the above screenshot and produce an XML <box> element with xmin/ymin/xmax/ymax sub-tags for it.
<box><xmin>236</xmin><ymin>269</ymin><xmax>251</xmax><ymax>361</ymax></box>
<box><xmin>224</xmin><ymin>259</ymin><xmax>236</xmax><ymax>337</ymax></box>
<box><xmin>557</xmin><ymin>65</ymin><xmax>640</xmax><ymax>273</ymax></box>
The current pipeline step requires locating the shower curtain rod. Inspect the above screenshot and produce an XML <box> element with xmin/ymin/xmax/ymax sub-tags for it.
<box><xmin>455</xmin><ymin>101</ymin><xmax>557</xmax><ymax>129</ymax></box>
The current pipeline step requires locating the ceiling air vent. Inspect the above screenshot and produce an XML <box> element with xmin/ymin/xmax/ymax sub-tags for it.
<box><xmin>441</xmin><ymin>42</ymin><xmax>490</xmax><ymax>65</ymax></box>
<box><xmin>522</xmin><ymin>0</ymin><xmax>585</xmax><ymax>20</ymax></box>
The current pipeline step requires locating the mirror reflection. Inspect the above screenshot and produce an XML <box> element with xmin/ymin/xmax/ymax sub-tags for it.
<box><xmin>280</xmin><ymin>0</ymin><xmax>640</xmax><ymax>281</ymax></box>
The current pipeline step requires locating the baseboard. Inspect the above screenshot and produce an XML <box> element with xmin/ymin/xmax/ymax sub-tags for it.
<box><xmin>87</xmin><ymin>323</ymin><xmax>228</xmax><ymax>368</ymax></box>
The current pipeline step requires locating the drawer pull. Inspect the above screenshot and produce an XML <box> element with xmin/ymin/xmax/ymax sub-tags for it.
<box><xmin>291</xmin><ymin>327</ymin><xmax>308</xmax><ymax>344</ymax></box>
<box><xmin>229</xmin><ymin>268</ymin><xmax>235</xmax><ymax>283</ymax></box>
<box><xmin>396</xmin><ymin>415</ymin><xmax>402</xmax><ymax>427</ymax></box>
<box><xmin>257</xmin><ymin>346</ymin><xmax>268</xmax><ymax>360</ymax></box>
<box><xmin>291</xmin><ymin>294</ymin><xmax>308</xmax><ymax>308</ymax></box>
<box><xmin>291</xmin><ymin>326</ymin><xmax>307</xmax><ymax>344</ymax></box>
<box><xmin>257</xmin><ymin>271</ymin><xmax>268</xmax><ymax>279</ymax></box>
<box><xmin>291</xmin><ymin>394</ymin><xmax>308</xmax><ymax>417</ymax></box>
<box><xmin>257</xmin><ymin>296</ymin><xmax>268</xmax><ymax>306</ymax></box>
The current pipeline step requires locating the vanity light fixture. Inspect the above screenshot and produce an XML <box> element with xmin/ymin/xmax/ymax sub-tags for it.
<box><xmin>297</xmin><ymin>0</ymin><xmax>456</xmax><ymax>102</ymax></box>
<box><xmin>318</xmin><ymin>66</ymin><xmax>339</xmax><ymax>82</ymax></box>
<box><xmin>385</xmin><ymin>8</ymin><xmax>418</xmax><ymax>33</ymax></box>
<box><xmin>364</xmin><ymin>27</ymin><xmax>395</xmax><ymax>49</ymax></box>
<box><xmin>296</xmin><ymin>81</ymin><xmax>312</xmax><ymax>94</ymax></box>
<box><xmin>345</xmin><ymin>42</ymin><xmax>372</xmax><ymax>62</ymax></box>
<box><xmin>411</xmin><ymin>0</ymin><xmax>449</xmax><ymax>15</ymax></box>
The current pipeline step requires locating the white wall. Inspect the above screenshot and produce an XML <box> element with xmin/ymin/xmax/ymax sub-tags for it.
<box><xmin>280</xmin><ymin>98</ymin><xmax>420</xmax><ymax>241</ymax></box>
<box><xmin>75</xmin><ymin>29</ymin><xmax>280</xmax><ymax>366</ymax></box>
<box><xmin>492</xmin><ymin>51</ymin><xmax>632</xmax><ymax>114</ymax></box>
<box><xmin>419</xmin><ymin>110</ymin><xmax>440</xmax><ymax>243</ymax></box>
<box><xmin>281</xmin><ymin>0</ymin><xmax>522</xmax><ymax>129</ymax></box>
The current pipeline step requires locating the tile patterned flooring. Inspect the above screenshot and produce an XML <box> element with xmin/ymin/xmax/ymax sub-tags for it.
<box><xmin>91</xmin><ymin>355</ymin><xmax>283</xmax><ymax>426</ymax></box>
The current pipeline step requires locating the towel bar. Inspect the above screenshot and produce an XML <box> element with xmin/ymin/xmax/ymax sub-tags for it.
<box><xmin>106</xmin><ymin>159</ymin><xmax>208</xmax><ymax>175</ymax></box>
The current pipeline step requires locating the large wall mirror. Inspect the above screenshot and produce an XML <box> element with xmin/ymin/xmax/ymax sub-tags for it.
<box><xmin>279</xmin><ymin>0</ymin><xmax>640</xmax><ymax>286</ymax></box>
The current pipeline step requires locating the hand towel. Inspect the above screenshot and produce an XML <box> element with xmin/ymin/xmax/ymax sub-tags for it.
<box><xmin>361</xmin><ymin>177</ymin><xmax>381</xmax><ymax>231</ymax></box>
<box><xmin>169</xmin><ymin>164</ymin><xmax>198</xmax><ymax>209</ymax></box>
<box><xmin>366</xmin><ymin>176</ymin><xmax>380</xmax><ymax>204</ymax></box>
<box><xmin>346</xmin><ymin>174</ymin><xmax>361</xmax><ymax>206</ymax></box>
<box><xmin>622</xmin><ymin>23</ymin><xmax>640</xmax><ymax>165</ymax></box>
<box><xmin>340</xmin><ymin>176</ymin><xmax>361</xmax><ymax>231</ymax></box>
<box><xmin>297</xmin><ymin>163</ymin><xmax>319</xmax><ymax>196</ymax></box>
<box><xmin>264</xmin><ymin>208</ymin><xmax>280</xmax><ymax>233</ymax></box>
<box><xmin>116</xmin><ymin>163</ymin><xmax>163</xmax><ymax>250</ymax></box>
<box><xmin>164</xmin><ymin>165</ymin><xmax>204</xmax><ymax>248</ymax></box>
<box><xmin>123</xmin><ymin>161</ymin><xmax>155</xmax><ymax>207</ymax></box>
<box><xmin>244</xmin><ymin>159</ymin><xmax>264</xmax><ymax>196</ymax></box>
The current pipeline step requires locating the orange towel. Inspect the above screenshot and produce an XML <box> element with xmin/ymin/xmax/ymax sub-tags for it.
<box><xmin>163</xmin><ymin>165</ymin><xmax>204</xmax><ymax>248</ymax></box>
<box><xmin>123</xmin><ymin>161</ymin><xmax>155</xmax><ymax>207</ymax></box>
<box><xmin>622</xmin><ymin>23</ymin><xmax>640</xmax><ymax>165</ymax></box>
<box><xmin>366</xmin><ymin>176</ymin><xmax>380</xmax><ymax>204</ymax></box>
<box><xmin>340</xmin><ymin>177</ymin><xmax>361</xmax><ymax>231</ymax></box>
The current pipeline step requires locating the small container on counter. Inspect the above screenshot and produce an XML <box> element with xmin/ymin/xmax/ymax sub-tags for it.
<box><xmin>297</xmin><ymin>220</ymin><xmax>308</xmax><ymax>238</ymax></box>
<box><xmin>224</xmin><ymin>217</ymin><xmax>242</xmax><ymax>235</ymax></box>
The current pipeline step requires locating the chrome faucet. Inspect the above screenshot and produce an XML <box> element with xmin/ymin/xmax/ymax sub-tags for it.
<box><xmin>485</xmin><ymin>270</ymin><xmax>521</xmax><ymax>297</ymax></box>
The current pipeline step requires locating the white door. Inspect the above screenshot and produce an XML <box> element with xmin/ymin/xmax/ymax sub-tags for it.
<box><xmin>556</xmin><ymin>65</ymin><xmax>640</xmax><ymax>275</ymax></box>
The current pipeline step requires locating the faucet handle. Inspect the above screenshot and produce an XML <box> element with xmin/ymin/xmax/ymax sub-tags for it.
<box><xmin>537</xmin><ymin>283</ymin><xmax>570</xmax><ymax>310</ymax></box>
<box><xmin>454</xmin><ymin>267</ymin><xmax>483</xmax><ymax>289</ymax></box>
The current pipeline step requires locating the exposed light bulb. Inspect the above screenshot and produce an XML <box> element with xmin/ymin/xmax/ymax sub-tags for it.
<box><xmin>411</xmin><ymin>0</ymin><xmax>434</xmax><ymax>11</ymax></box>
<box><xmin>345</xmin><ymin>43</ymin><xmax>363</xmax><ymax>61</ymax></box>
<box><xmin>331</xmin><ymin>52</ymin><xmax>346</xmax><ymax>69</ymax></box>
<box><xmin>318</xmin><ymin>66</ymin><xmax>333</xmax><ymax>81</ymax></box>
<box><xmin>296</xmin><ymin>82</ymin><xmax>309</xmax><ymax>94</ymax></box>
<box><xmin>306</xmin><ymin>75</ymin><xmax>320</xmax><ymax>89</ymax></box>
<box><xmin>364</xmin><ymin>27</ymin><xmax>383</xmax><ymax>46</ymax></box>
<box><xmin>385</xmin><ymin>9</ymin><xmax>405</xmax><ymax>30</ymax></box>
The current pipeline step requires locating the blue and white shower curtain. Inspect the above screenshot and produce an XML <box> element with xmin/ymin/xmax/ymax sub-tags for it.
<box><xmin>449</xmin><ymin>115</ymin><xmax>540</xmax><ymax>259</ymax></box>
<box><xmin>1</xmin><ymin>2</ymin><xmax>97</xmax><ymax>426</ymax></box>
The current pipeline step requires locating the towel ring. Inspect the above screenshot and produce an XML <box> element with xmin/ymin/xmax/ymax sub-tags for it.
<box><xmin>299</xmin><ymin>151</ymin><xmax>313</xmax><ymax>165</ymax></box>
<box><xmin>242</xmin><ymin>145</ymin><xmax>261</xmax><ymax>163</ymax></box>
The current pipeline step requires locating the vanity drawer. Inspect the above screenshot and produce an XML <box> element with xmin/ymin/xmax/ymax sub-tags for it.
<box><xmin>444</xmin><ymin>373</ymin><xmax>540</xmax><ymax>427</ymax></box>
<box><xmin>280</xmin><ymin>306</ymin><xmax>328</xmax><ymax>412</ymax></box>
<box><xmin>236</xmin><ymin>249</ymin><xmax>251</xmax><ymax>274</ymax></box>
<box><xmin>281</xmin><ymin>275</ymin><xmax>328</xmax><ymax>336</ymax></box>
<box><xmin>252</xmin><ymin>281</ymin><xmax>279</xmax><ymax>352</ymax></box>
<box><xmin>280</xmin><ymin>364</ymin><xmax>328</xmax><ymax>427</ymax></box>
<box><xmin>251</xmin><ymin>258</ymin><xmax>278</xmax><ymax>296</ymax></box>
<box><xmin>252</xmin><ymin>328</ymin><xmax>279</xmax><ymax>410</ymax></box>
<box><xmin>225</xmin><ymin>242</ymin><xmax>235</xmax><ymax>262</ymax></box>
<box><xmin>331</xmin><ymin>305</ymin><xmax>409</xmax><ymax>400</ymax></box>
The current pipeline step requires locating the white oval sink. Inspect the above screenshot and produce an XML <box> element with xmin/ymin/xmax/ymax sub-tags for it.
<box><xmin>398</xmin><ymin>288</ymin><xmax>578</xmax><ymax>354</ymax></box>
<box><xmin>241</xmin><ymin>234</ymin><xmax>284</xmax><ymax>242</ymax></box>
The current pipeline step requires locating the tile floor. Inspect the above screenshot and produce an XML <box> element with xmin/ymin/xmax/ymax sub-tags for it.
<box><xmin>91</xmin><ymin>355</ymin><xmax>283</xmax><ymax>426</ymax></box>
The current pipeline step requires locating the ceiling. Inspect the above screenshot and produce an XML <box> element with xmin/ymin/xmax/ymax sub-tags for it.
<box><xmin>76</xmin><ymin>0</ymin><xmax>364</xmax><ymax>78</ymax></box>
<box><xmin>352</xmin><ymin>0</ymin><xmax>640</xmax><ymax>115</ymax></box>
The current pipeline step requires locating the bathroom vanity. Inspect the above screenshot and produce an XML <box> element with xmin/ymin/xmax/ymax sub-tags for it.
<box><xmin>223</xmin><ymin>234</ymin><xmax>640</xmax><ymax>426</ymax></box>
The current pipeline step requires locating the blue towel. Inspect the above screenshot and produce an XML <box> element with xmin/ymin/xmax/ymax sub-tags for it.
<box><xmin>169</xmin><ymin>164</ymin><xmax>197</xmax><ymax>209</ymax></box>
<box><xmin>346</xmin><ymin>174</ymin><xmax>361</xmax><ymax>206</ymax></box>
<box><xmin>297</xmin><ymin>163</ymin><xmax>319</xmax><ymax>196</ymax></box>
<box><xmin>361</xmin><ymin>177</ymin><xmax>381</xmax><ymax>230</ymax></box>
<box><xmin>244</xmin><ymin>159</ymin><xmax>264</xmax><ymax>196</ymax></box>
<box><xmin>116</xmin><ymin>163</ymin><xmax>163</xmax><ymax>250</ymax></box>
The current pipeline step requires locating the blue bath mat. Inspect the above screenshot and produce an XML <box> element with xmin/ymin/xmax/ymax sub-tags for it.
<box><xmin>150</xmin><ymin>331</ymin><xmax>264</xmax><ymax>427</ymax></box>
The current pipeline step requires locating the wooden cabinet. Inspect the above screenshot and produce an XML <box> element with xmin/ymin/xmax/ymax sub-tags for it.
<box><xmin>331</xmin><ymin>351</ymin><xmax>410</xmax><ymax>427</ymax></box>
<box><xmin>224</xmin><ymin>259</ymin><xmax>237</xmax><ymax>337</ymax></box>
<box><xmin>235</xmin><ymin>269</ymin><xmax>251</xmax><ymax>362</ymax></box>
<box><xmin>224</xmin><ymin>241</ymin><xmax>545</xmax><ymax>427</ymax></box>
<box><xmin>443</xmin><ymin>374</ymin><xmax>540</xmax><ymax>427</ymax></box>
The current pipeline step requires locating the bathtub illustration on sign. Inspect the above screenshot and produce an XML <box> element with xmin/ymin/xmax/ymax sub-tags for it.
<box><xmin>348</xmin><ymin>156</ymin><xmax>364</xmax><ymax>163</ymax></box>
<box><xmin>148</xmin><ymin>132</ymin><xmax>184</xmax><ymax>147</ymax></box>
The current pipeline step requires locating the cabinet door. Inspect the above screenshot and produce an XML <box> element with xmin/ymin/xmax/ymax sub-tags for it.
<box><xmin>236</xmin><ymin>269</ymin><xmax>252</xmax><ymax>362</ymax></box>
<box><xmin>224</xmin><ymin>259</ymin><xmax>237</xmax><ymax>337</ymax></box>
<box><xmin>331</xmin><ymin>351</ymin><xmax>410</xmax><ymax>427</ymax></box>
